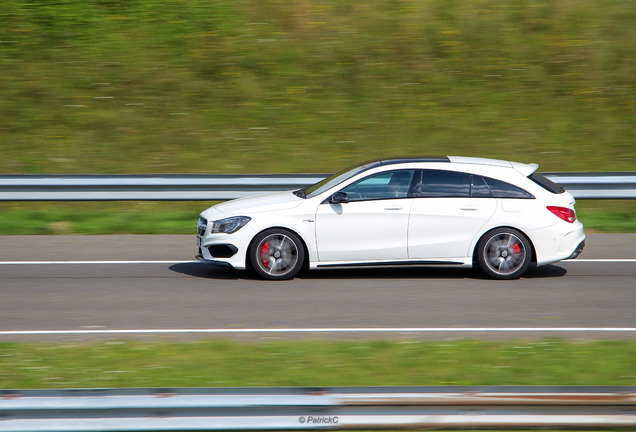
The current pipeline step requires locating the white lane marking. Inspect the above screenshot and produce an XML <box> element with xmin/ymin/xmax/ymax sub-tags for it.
<box><xmin>0</xmin><ymin>260</ymin><xmax>194</xmax><ymax>265</ymax></box>
<box><xmin>1</xmin><ymin>327</ymin><xmax>636</xmax><ymax>336</ymax></box>
<box><xmin>566</xmin><ymin>259</ymin><xmax>636</xmax><ymax>263</ymax></box>
<box><xmin>0</xmin><ymin>259</ymin><xmax>634</xmax><ymax>265</ymax></box>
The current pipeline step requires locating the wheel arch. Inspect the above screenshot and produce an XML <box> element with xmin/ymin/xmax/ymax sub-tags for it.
<box><xmin>245</xmin><ymin>226</ymin><xmax>311</xmax><ymax>271</ymax></box>
<box><xmin>472</xmin><ymin>226</ymin><xmax>537</xmax><ymax>266</ymax></box>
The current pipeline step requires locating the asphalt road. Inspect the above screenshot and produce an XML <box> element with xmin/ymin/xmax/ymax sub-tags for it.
<box><xmin>0</xmin><ymin>234</ymin><xmax>634</xmax><ymax>341</ymax></box>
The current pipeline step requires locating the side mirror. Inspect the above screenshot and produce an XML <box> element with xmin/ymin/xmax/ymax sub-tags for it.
<box><xmin>330</xmin><ymin>191</ymin><xmax>349</xmax><ymax>204</ymax></box>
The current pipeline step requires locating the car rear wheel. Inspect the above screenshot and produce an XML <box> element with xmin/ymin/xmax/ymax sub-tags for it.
<box><xmin>250</xmin><ymin>229</ymin><xmax>305</xmax><ymax>280</ymax></box>
<box><xmin>476</xmin><ymin>228</ymin><xmax>532</xmax><ymax>280</ymax></box>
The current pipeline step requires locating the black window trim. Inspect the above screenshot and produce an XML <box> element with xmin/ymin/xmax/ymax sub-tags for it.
<box><xmin>322</xmin><ymin>169</ymin><xmax>536</xmax><ymax>202</ymax></box>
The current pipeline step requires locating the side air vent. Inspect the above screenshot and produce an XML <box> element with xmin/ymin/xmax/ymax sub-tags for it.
<box><xmin>208</xmin><ymin>244</ymin><xmax>238</xmax><ymax>258</ymax></box>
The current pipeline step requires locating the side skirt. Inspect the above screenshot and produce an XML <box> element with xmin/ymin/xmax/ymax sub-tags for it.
<box><xmin>316</xmin><ymin>260</ymin><xmax>465</xmax><ymax>268</ymax></box>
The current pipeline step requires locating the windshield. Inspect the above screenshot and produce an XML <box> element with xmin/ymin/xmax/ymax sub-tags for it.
<box><xmin>303</xmin><ymin>163</ymin><xmax>370</xmax><ymax>198</ymax></box>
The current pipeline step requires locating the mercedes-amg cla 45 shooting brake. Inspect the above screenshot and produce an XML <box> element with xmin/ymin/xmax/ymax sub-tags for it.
<box><xmin>196</xmin><ymin>157</ymin><xmax>585</xmax><ymax>280</ymax></box>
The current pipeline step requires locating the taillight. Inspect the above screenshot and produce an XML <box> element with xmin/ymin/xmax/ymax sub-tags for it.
<box><xmin>547</xmin><ymin>206</ymin><xmax>577</xmax><ymax>223</ymax></box>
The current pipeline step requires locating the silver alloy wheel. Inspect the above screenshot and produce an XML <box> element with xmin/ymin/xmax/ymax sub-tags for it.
<box><xmin>255</xmin><ymin>233</ymin><xmax>299</xmax><ymax>278</ymax></box>
<box><xmin>482</xmin><ymin>232</ymin><xmax>527</xmax><ymax>276</ymax></box>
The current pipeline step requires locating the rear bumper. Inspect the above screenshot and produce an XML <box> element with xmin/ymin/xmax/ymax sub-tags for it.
<box><xmin>531</xmin><ymin>222</ymin><xmax>585</xmax><ymax>266</ymax></box>
<box><xmin>567</xmin><ymin>240</ymin><xmax>585</xmax><ymax>260</ymax></box>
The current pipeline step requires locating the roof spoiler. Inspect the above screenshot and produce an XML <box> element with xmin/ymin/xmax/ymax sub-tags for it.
<box><xmin>448</xmin><ymin>156</ymin><xmax>539</xmax><ymax>176</ymax></box>
<box><xmin>512</xmin><ymin>162</ymin><xmax>539</xmax><ymax>177</ymax></box>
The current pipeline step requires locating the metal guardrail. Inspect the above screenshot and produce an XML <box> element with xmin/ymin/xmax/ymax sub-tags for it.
<box><xmin>543</xmin><ymin>172</ymin><xmax>636</xmax><ymax>199</ymax></box>
<box><xmin>1</xmin><ymin>386</ymin><xmax>635</xmax><ymax>431</ymax></box>
<box><xmin>0</xmin><ymin>174</ymin><xmax>326</xmax><ymax>201</ymax></box>
<box><xmin>0</xmin><ymin>172</ymin><xmax>634</xmax><ymax>201</ymax></box>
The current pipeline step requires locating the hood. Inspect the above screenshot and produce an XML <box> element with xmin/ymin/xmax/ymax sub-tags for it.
<box><xmin>208</xmin><ymin>190</ymin><xmax>303</xmax><ymax>215</ymax></box>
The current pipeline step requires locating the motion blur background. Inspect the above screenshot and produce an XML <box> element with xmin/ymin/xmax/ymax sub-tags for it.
<box><xmin>2</xmin><ymin>0</ymin><xmax>635</xmax><ymax>174</ymax></box>
<box><xmin>1</xmin><ymin>1</ymin><xmax>635</xmax><ymax>395</ymax></box>
<box><xmin>0</xmin><ymin>0</ymin><xmax>635</xmax><ymax>233</ymax></box>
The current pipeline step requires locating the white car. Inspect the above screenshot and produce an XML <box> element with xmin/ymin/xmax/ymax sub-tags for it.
<box><xmin>196</xmin><ymin>157</ymin><xmax>585</xmax><ymax>280</ymax></box>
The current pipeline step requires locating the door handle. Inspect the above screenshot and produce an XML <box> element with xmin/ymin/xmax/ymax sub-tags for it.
<box><xmin>460</xmin><ymin>205</ymin><xmax>479</xmax><ymax>211</ymax></box>
<box><xmin>384</xmin><ymin>206</ymin><xmax>402</xmax><ymax>210</ymax></box>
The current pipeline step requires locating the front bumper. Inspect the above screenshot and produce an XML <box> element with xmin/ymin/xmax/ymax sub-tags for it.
<box><xmin>196</xmin><ymin>224</ymin><xmax>254</xmax><ymax>270</ymax></box>
<box><xmin>195</xmin><ymin>254</ymin><xmax>236</xmax><ymax>268</ymax></box>
<box><xmin>196</xmin><ymin>239</ymin><xmax>239</xmax><ymax>268</ymax></box>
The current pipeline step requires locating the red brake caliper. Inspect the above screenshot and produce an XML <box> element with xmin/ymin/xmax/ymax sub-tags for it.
<box><xmin>512</xmin><ymin>243</ymin><xmax>521</xmax><ymax>255</ymax></box>
<box><xmin>261</xmin><ymin>242</ymin><xmax>270</xmax><ymax>267</ymax></box>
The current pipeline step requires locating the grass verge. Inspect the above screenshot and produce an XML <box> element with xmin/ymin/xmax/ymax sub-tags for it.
<box><xmin>1</xmin><ymin>339</ymin><xmax>635</xmax><ymax>389</ymax></box>
<box><xmin>1</xmin><ymin>0</ymin><xmax>635</xmax><ymax>175</ymax></box>
<box><xmin>0</xmin><ymin>200</ymin><xmax>634</xmax><ymax>235</ymax></box>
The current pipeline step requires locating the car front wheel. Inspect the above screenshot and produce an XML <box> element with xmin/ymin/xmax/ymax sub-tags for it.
<box><xmin>250</xmin><ymin>229</ymin><xmax>305</xmax><ymax>280</ymax></box>
<box><xmin>476</xmin><ymin>228</ymin><xmax>532</xmax><ymax>280</ymax></box>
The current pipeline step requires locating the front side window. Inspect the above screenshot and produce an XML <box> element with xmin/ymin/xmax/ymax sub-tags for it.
<box><xmin>304</xmin><ymin>163</ymin><xmax>370</xmax><ymax>199</ymax></box>
<box><xmin>341</xmin><ymin>170</ymin><xmax>415</xmax><ymax>201</ymax></box>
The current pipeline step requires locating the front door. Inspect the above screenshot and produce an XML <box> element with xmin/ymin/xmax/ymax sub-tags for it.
<box><xmin>315</xmin><ymin>170</ymin><xmax>415</xmax><ymax>262</ymax></box>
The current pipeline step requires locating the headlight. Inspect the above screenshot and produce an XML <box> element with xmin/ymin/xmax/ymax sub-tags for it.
<box><xmin>210</xmin><ymin>216</ymin><xmax>252</xmax><ymax>234</ymax></box>
<box><xmin>197</xmin><ymin>217</ymin><xmax>208</xmax><ymax>236</ymax></box>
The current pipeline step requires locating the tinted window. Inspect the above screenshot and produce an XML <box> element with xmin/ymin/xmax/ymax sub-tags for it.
<box><xmin>483</xmin><ymin>177</ymin><xmax>535</xmax><ymax>199</ymax></box>
<box><xmin>341</xmin><ymin>170</ymin><xmax>415</xmax><ymax>201</ymax></box>
<box><xmin>410</xmin><ymin>170</ymin><xmax>471</xmax><ymax>197</ymax></box>
<box><xmin>470</xmin><ymin>175</ymin><xmax>493</xmax><ymax>197</ymax></box>
<box><xmin>529</xmin><ymin>173</ymin><xmax>565</xmax><ymax>194</ymax></box>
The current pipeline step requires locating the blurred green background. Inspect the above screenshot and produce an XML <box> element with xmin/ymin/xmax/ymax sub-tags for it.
<box><xmin>2</xmin><ymin>0</ymin><xmax>635</xmax><ymax>174</ymax></box>
<box><xmin>3</xmin><ymin>339</ymin><xmax>635</xmax><ymax>388</ymax></box>
<box><xmin>1</xmin><ymin>0</ymin><xmax>635</xmax><ymax>233</ymax></box>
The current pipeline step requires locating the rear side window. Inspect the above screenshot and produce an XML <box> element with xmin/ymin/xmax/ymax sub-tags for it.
<box><xmin>483</xmin><ymin>177</ymin><xmax>535</xmax><ymax>199</ymax></box>
<box><xmin>470</xmin><ymin>175</ymin><xmax>493</xmax><ymax>197</ymax></box>
<box><xmin>410</xmin><ymin>170</ymin><xmax>471</xmax><ymax>197</ymax></box>
<box><xmin>529</xmin><ymin>173</ymin><xmax>565</xmax><ymax>194</ymax></box>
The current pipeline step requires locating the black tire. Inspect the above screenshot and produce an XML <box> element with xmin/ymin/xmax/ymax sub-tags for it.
<box><xmin>249</xmin><ymin>229</ymin><xmax>305</xmax><ymax>280</ymax></box>
<box><xmin>476</xmin><ymin>228</ymin><xmax>532</xmax><ymax>280</ymax></box>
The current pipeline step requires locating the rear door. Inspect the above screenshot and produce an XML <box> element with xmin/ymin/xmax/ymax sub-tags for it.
<box><xmin>408</xmin><ymin>171</ymin><xmax>497</xmax><ymax>259</ymax></box>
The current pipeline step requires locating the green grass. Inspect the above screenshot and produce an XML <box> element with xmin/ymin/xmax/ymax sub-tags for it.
<box><xmin>0</xmin><ymin>200</ymin><xmax>634</xmax><ymax>235</ymax></box>
<box><xmin>574</xmin><ymin>200</ymin><xmax>636</xmax><ymax>233</ymax></box>
<box><xmin>1</xmin><ymin>0</ymin><xmax>635</xmax><ymax>176</ymax></box>
<box><xmin>0</xmin><ymin>201</ymin><xmax>206</xmax><ymax>235</ymax></box>
<box><xmin>1</xmin><ymin>339</ymin><xmax>634</xmax><ymax>389</ymax></box>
